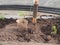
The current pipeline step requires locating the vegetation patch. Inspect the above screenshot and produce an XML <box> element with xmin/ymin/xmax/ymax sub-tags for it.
<box><xmin>0</xmin><ymin>15</ymin><xmax>5</xmax><ymax>19</ymax></box>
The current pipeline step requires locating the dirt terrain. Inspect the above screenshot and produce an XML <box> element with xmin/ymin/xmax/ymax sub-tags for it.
<box><xmin>0</xmin><ymin>18</ymin><xmax>60</xmax><ymax>44</ymax></box>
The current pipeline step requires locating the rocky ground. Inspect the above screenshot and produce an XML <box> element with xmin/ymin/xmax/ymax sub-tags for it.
<box><xmin>0</xmin><ymin>18</ymin><xmax>60</xmax><ymax>44</ymax></box>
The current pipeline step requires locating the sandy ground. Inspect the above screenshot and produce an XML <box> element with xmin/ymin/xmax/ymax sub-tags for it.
<box><xmin>0</xmin><ymin>18</ymin><xmax>60</xmax><ymax>44</ymax></box>
<box><xmin>0</xmin><ymin>10</ymin><xmax>60</xmax><ymax>45</ymax></box>
<box><xmin>0</xmin><ymin>41</ymin><xmax>59</xmax><ymax>45</ymax></box>
<box><xmin>0</xmin><ymin>10</ymin><xmax>57</xmax><ymax>16</ymax></box>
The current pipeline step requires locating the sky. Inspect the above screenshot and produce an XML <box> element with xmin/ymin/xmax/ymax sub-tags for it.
<box><xmin>0</xmin><ymin>0</ymin><xmax>60</xmax><ymax>8</ymax></box>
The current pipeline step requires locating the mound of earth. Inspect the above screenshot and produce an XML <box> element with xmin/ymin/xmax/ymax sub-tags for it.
<box><xmin>0</xmin><ymin>18</ymin><xmax>60</xmax><ymax>44</ymax></box>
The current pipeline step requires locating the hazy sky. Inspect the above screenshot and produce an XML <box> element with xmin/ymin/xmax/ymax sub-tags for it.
<box><xmin>0</xmin><ymin>0</ymin><xmax>60</xmax><ymax>8</ymax></box>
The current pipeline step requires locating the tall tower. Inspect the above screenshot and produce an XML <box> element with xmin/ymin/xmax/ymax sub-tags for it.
<box><xmin>32</xmin><ymin>0</ymin><xmax>39</xmax><ymax>24</ymax></box>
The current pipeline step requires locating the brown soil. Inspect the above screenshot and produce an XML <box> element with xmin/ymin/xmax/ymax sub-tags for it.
<box><xmin>0</xmin><ymin>18</ymin><xmax>60</xmax><ymax>44</ymax></box>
